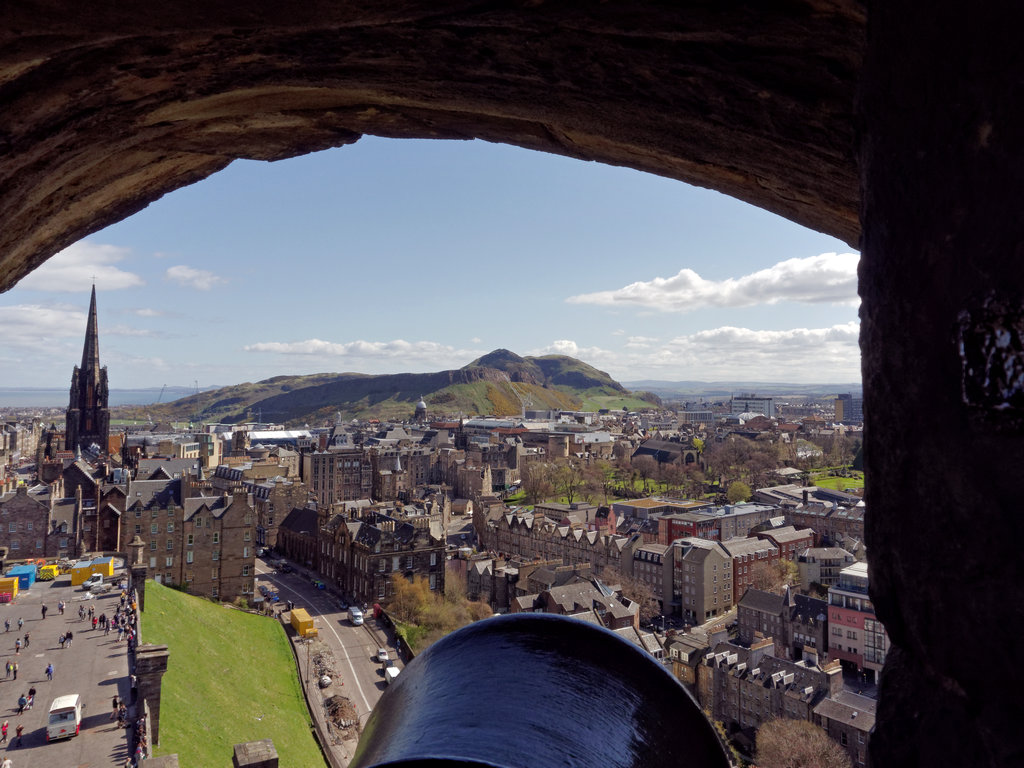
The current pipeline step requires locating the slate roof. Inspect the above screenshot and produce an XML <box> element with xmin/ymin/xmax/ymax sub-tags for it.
<box><xmin>814</xmin><ymin>690</ymin><xmax>877</xmax><ymax>733</ymax></box>
<box><xmin>182</xmin><ymin>494</ymin><xmax>230</xmax><ymax>520</ymax></box>
<box><xmin>738</xmin><ymin>588</ymin><xmax>786</xmax><ymax>614</ymax></box>
<box><xmin>124</xmin><ymin>479</ymin><xmax>181</xmax><ymax>510</ymax></box>
<box><xmin>278</xmin><ymin>505</ymin><xmax>319</xmax><ymax>535</ymax></box>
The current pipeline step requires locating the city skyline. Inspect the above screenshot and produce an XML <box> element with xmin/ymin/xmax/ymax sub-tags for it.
<box><xmin>0</xmin><ymin>137</ymin><xmax>859</xmax><ymax>390</ymax></box>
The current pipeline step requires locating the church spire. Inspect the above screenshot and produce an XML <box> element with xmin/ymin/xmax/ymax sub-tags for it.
<box><xmin>81</xmin><ymin>284</ymin><xmax>101</xmax><ymax>380</ymax></box>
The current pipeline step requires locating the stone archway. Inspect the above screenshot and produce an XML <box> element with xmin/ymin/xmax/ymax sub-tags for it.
<box><xmin>3</xmin><ymin>3</ymin><xmax>1024</xmax><ymax>767</ymax></box>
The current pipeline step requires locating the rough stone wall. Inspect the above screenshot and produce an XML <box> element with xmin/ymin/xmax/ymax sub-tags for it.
<box><xmin>0</xmin><ymin>2</ymin><xmax>864</xmax><ymax>290</ymax></box>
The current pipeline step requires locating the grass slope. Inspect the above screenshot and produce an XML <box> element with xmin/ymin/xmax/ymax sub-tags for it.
<box><xmin>144</xmin><ymin>583</ymin><xmax>326</xmax><ymax>767</ymax></box>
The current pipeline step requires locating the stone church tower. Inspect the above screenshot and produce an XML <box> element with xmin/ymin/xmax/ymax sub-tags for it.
<box><xmin>65</xmin><ymin>285</ymin><xmax>110</xmax><ymax>453</ymax></box>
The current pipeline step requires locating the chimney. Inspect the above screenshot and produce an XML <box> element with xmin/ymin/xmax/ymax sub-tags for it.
<box><xmin>802</xmin><ymin>489</ymin><xmax>809</xmax><ymax>505</ymax></box>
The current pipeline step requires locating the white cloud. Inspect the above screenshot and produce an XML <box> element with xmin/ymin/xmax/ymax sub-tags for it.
<box><xmin>529</xmin><ymin>323</ymin><xmax>861</xmax><ymax>384</ymax></box>
<box><xmin>243</xmin><ymin>338</ymin><xmax>483</xmax><ymax>370</ymax></box>
<box><xmin>0</xmin><ymin>304</ymin><xmax>86</xmax><ymax>345</ymax></box>
<box><xmin>470</xmin><ymin>337</ymin><xmax>482</xmax><ymax>344</ymax></box>
<box><xmin>164</xmin><ymin>265</ymin><xmax>226</xmax><ymax>291</ymax></box>
<box><xmin>15</xmin><ymin>241</ymin><xmax>144</xmax><ymax>292</ymax></box>
<box><xmin>130</xmin><ymin>308</ymin><xmax>165</xmax><ymax>318</ymax></box>
<box><xmin>106</xmin><ymin>324</ymin><xmax>156</xmax><ymax>338</ymax></box>
<box><xmin>625</xmin><ymin>335</ymin><xmax>658</xmax><ymax>349</ymax></box>
<box><xmin>566</xmin><ymin>252</ymin><xmax>859</xmax><ymax>311</ymax></box>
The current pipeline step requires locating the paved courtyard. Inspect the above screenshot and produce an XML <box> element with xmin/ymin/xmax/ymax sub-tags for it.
<box><xmin>0</xmin><ymin>573</ymin><xmax>132</xmax><ymax>767</ymax></box>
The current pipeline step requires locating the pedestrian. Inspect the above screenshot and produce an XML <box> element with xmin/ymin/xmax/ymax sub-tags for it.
<box><xmin>13</xmin><ymin>723</ymin><xmax>22</xmax><ymax>747</ymax></box>
<box><xmin>91</xmin><ymin>616</ymin><xmax>97</xmax><ymax>631</ymax></box>
<box><xmin>40</xmin><ymin>604</ymin><xmax>46</xmax><ymax>620</ymax></box>
<box><xmin>111</xmin><ymin>695</ymin><xmax>118</xmax><ymax>719</ymax></box>
<box><xmin>58</xmin><ymin>599</ymin><xmax>65</xmax><ymax>615</ymax></box>
<box><xmin>15</xmin><ymin>619</ymin><xmax>21</xmax><ymax>631</ymax></box>
<box><xmin>45</xmin><ymin>663</ymin><xmax>53</xmax><ymax>681</ymax></box>
<box><xmin>25</xmin><ymin>689</ymin><xmax>33</xmax><ymax>711</ymax></box>
<box><xmin>1</xmin><ymin>756</ymin><xmax>10</xmax><ymax>768</ymax></box>
<box><xmin>16</xmin><ymin>694</ymin><xmax>25</xmax><ymax>715</ymax></box>
<box><xmin>14</xmin><ymin>638</ymin><xmax>20</xmax><ymax>655</ymax></box>
<box><xmin>22</xmin><ymin>632</ymin><xmax>28</xmax><ymax>648</ymax></box>
<box><xmin>2</xmin><ymin>719</ymin><xmax>8</xmax><ymax>743</ymax></box>
<box><xmin>12</xmin><ymin>662</ymin><xmax>18</xmax><ymax>680</ymax></box>
<box><xmin>3</xmin><ymin>619</ymin><xmax>8</xmax><ymax>633</ymax></box>
<box><xmin>4</xmin><ymin>662</ymin><xmax>9</xmax><ymax>679</ymax></box>
<box><xmin>64</xmin><ymin>630</ymin><xmax>72</xmax><ymax>648</ymax></box>
<box><xmin>78</xmin><ymin>605</ymin><xmax>84</xmax><ymax>621</ymax></box>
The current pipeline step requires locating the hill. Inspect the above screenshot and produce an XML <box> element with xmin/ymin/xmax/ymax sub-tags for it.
<box><xmin>119</xmin><ymin>349</ymin><xmax>644</xmax><ymax>425</ymax></box>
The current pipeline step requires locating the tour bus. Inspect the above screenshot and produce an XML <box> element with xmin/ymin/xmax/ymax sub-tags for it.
<box><xmin>47</xmin><ymin>694</ymin><xmax>83</xmax><ymax>741</ymax></box>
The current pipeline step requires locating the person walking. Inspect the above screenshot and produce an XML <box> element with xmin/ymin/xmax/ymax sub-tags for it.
<box><xmin>1</xmin><ymin>755</ymin><xmax>11</xmax><ymax>768</ymax></box>
<box><xmin>13</xmin><ymin>723</ymin><xmax>22</xmax><ymax>747</ymax></box>
<box><xmin>12</xmin><ymin>662</ymin><xmax>18</xmax><ymax>681</ymax></box>
<box><xmin>78</xmin><ymin>605</ymin><xmax>85</xmax><ymax>621</ymax></box>
<box><xmin>22</xmin><ymin>633</ymin><xmax>28</xmax><ymax>649</ymax></box>
<box><xmin>39</xmin><ymin>605</ymin><xmax>46</xmax><ymax>620</ymax></box>
<box><xmin>25</xmin><ymin>689</ymin><xmax>34</xmax><ymax>711</ymax></box>
<box><xmin>58</xmin><ymin>600</ymin><xmax>65</xmax><ymax>615</ymax></box>
<box><xmin>3</xmin><ymin>619</ymin><xmax>8</xmax><ymax>633</ymax></box>
<box><xmin>2</xmin><ymin>719</ymin><xmax>9</xmax><ymax>743</ymax></box>
<box><xmin>64</xmin><ymin>630</ymin><xmax>72</xmax><ymax>648</ymax></box>
<box><xmin>4</xmin><ymin>662</ymin><xmax>9</xmax><ymax>679</ymax></box>
<box><xmin>15</xmin><ymin>619</ymin><xmax>21</xmax><ymax>632</ymax></box>
<box><xmin>14</xmin><ymin>638</ymin><xmax>20</xmax><ymax>655</ymax></box>
<box><xmin>58</xmin><ymin>633</ymin><xmax>65</xmax><ymax>649</ymax></box>
<box><xmin>16</xmin><ymin>694</ymin><xmax>25</xmax><ymax>715</ymax></box>
<box><xmin>45</xmin><ymin>663</ymin><xmax>53</xmax><ymax>681</ymax></box>
<box><xmin>110</xmin><ymin>695</ymin><xmax>119</xmax><ymax>720</ymax></box>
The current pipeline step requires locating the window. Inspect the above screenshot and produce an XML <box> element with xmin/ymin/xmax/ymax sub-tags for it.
<box><xmin>243</xmin><ymin>565</ymin><xmax>251</xmax><ymax>576</ymax></box>
<box><xmin>59</xmin><ymin>538</ymin><xmax>68</xmax><ymax>548</ymax></box>
<box><xmin>430</xmin><ymin>552</ymin><xmax>437</xmax><ymax>566</ymax></box>
<box><xmin>149</xmin><ymin>556</ymin><xmax>157</xmax><ymax>568</ymax></box>
<box><xmin>9</xmin><ymin>541</ymin><xmax>17</xmax><ymax>550</ymax></box>
<box><xmin>187</xmin><ymin>534</ymin><xmax>194</xmax><ymax>546</ymax></box>
<box><xmin>35</xmin><ymin>539</ymin><xmax>42</xmax><ymax>549</ymax></box>
<box><xmin>212</xmin><ymin>532</ymin><xmax>219</xmax><ymax>544</ymax></box>
<box><xmin>212</xmin><ymin>550</ymin><xmax>219</xmax><ymax>561</ymax></box>
<box><xmin>151</xmin><ymin>524</ymin><xmax>158</xmax><ymax>534</ymax></box>
<box><xmin>841</xmin><ymin>732</ymin><xmax>848</xmax><ymax>747</ymax></box>
<box><xmin>243</xmin><ymin>546</ymin><xmax>249</xmax><ymax>558</ymax></box>
<box><xmin>212</xmin><ymin>567</ymin><xmax>219</xmax><ymax>579</ymax></box>
<box><xmin>430</xmin><ymin>574</ymin><xmax>437</xmax><ymax>590</ymax></box>
<box><xmin>26</xmin><ymin>521</ymin><xmax>32</xmax><ymax>531</ymax></box>
<box><xmin>135</xmin><ymin>509</ymin><xmax>141</xmax><ymax>518</ymax></box>
<box><xmin>152</xmin><ymin>509</ymin><xmax>158</xmax><ymax>518</ymax></box>
<box><xmin>7</xmin><ymin>523</ymin><xmax>14</xmax><ymax>533</ymax></box>
<box><xmin>379</xmin><ymin>559</ymin><xmax>386</xmax><ymax>572</ymax></box>
<box><xmin>165</xmin><ymin>556</ymin><xmax>173</xmax><ymax>567</ymax></box>
<box><xmin>134</xmin><ymin>524</ymin><xmax>141</xmax><ymax>534</ymax></box>
<box><xmin>149</xmin><ymin>540</ymin><xmax>156</xmax><ymax>551</ymax></box>
<box><xmin>243</xmin><ymin>530</ymin><xmax>250</xmax><ymax>541</ymax></box>
<box><xmin>244</xmin><ymin>514</ymin><xmax>252</xmax><ymax>525</ymax></box>
<box><xmin>186</xmin><ymin>551</ymin><xmax>194</xmax><ymax>564</ymax></box>
<box><xmin>166</xmin><ymin>540</ymin><xmax>173</xmax><ymax>551</ymax></box>
<box><xmin>167</xmin><ymin>522</ymin><xmax>174</xmax><ymax>533</ymax></box>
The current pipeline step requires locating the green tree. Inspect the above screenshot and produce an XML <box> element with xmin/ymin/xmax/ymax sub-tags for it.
<box><xmin>755</xmin><ymin>718</ymin><xmax>852</xmax><ymax>768</ymax></box>
<box><xmin>726</xmin><ymin>480</ymin><xmax>752</xmax><ymax>503</ymax></box>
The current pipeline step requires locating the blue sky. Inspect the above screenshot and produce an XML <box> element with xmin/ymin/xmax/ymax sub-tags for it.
<box><xmin>0</xmin><ymin>137</ymin><xmax>859</xmax><ymax>390</ymax></box>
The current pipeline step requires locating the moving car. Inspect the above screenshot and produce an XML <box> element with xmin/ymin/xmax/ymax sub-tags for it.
<box><xmin>349</xmin><ymin>606</ymin><xmax>364</xmax><ymax>626</ymax></box>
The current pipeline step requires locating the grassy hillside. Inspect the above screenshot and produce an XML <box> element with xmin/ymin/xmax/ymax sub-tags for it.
<box><xmin>144</xmin><ymin>582</ymin><xmax>326</xmax><ymax>767</ymax></box>
<box><xmin>117</xmin><ymin>349</ymin><xmax>640</xmax><ymax>426</ymax></box>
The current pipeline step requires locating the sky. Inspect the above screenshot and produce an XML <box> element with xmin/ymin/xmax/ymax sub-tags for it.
<box><xmin>0</xmin><ymin>137</ymin><xmax>860</xmax><ymax>391</ymax></box>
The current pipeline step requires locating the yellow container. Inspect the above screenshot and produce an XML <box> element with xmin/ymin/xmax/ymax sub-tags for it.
<box><xmin>70</xmin><ymin>561</ymin><xmax>94</xmax><ymax>586</ymax></box>
<box><xmin>37</xmin><ymin>565</ymin><xmax>59</xmax><ymax>581</ymax></box>
<box><xmin>0</xmin><ymin>576</ymin><xmax>19</xmax><ymax>602</ymax></box>
<box><xmin>290</xmin><ymin>608</ymin><xmax>318</xmax><ymax>638</ymax></box>
<box><xmin>90</xmin><ymin>557</ymin><xmax>115</xmax><ymax>577</ymax></box>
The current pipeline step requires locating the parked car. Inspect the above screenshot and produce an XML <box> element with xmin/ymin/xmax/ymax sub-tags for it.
<box><xmin>81</xmin><ymin>574</ymin><xmax>103</xmax><ymax>591</ymax></box>
<box><xmin>258</xmin><ymin>585</ymin><xmax>269</xmax><ymax>596</ymax></box>
<box><xmin>280</xmin><ymin>564</ymin><xmax>293</xmax><ymax>573</ymax></box>
<box><xmin>267</xmin><ymin>591</ymin><xmax>280</xmax><ymax>602</ymax></box>
<box><xmin>318</xmin><ymin>675</ymin><xmax>332</xmax><ymax>689</ymax></box>
<box><xmin>311</xmin><ymin>579</ymin><xmax>325</xmax><ymax>590</ymax></box>
<box><xmin>376</xmin><ymin>648</ymin><xmax>389</xmax><ymax>663</ymax></box>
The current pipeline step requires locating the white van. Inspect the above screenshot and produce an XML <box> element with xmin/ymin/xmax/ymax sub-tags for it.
<box><xmin>384</xmin><ymin>666</ymin><xmax>400</xmax><ymax>685</ymax></box>
<box><xmin>81</xmin><ymin>574</ymin><xmax>103</xmax><ymax>591</ymax></box>
<box><xmin>349</xmin><ymin>606</ymin><xmax>364</xmax><ymax>626</ymax></box>
<box><xmin>47</xmin><ymin>694</ymin><xmax>83</xmax><ymax>741</ymax></box>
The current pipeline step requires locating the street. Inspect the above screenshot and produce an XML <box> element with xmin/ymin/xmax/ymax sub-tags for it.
<box><xmin>255</xmin><ymin>557</ymin><xmax>401</xmax><ymax>765</ymax></box>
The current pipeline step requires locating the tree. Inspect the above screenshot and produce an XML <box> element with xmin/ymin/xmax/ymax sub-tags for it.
<box><xmin>750</xmin><ymin>557</ymin><xmax>799</xmax><ymax>594</ymax></box>
<box><xmin>633</xmin><ymin>455</ymin><xmax>658</xmax><ymax>494</ymax></box>
<box><xmin>726</xmin><ymin>480</ymin><xmax>752</xmax><ymax>503</ymax></box>
<box><xmin>553</xmin><ymin>461</ymin><xmax>585</xmax><ymax>504</ymax></box>
<box><xmin>520</xmin><ymin>461</ymin><xmax>555</xmax><ymax>505</ymax></box>
<box><xmin>755</xmin><ymin>718</ymin><xmax>852</xmax><ymax>768</ymax></box>
<box><xmin>601</xmin><ymin>566</ymin><xmax>660</xmax><ymax>622</ymax></box>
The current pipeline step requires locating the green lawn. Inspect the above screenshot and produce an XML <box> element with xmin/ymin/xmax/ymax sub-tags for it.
<box><xmin>143</xmin><ymin>582</ymin><xmax>327</xmax><ymax>767</ymax></box>
<box><xmin>811</xmin><ymin>471</ymin><xmax>865</xmax><ymax>491</ymax></box>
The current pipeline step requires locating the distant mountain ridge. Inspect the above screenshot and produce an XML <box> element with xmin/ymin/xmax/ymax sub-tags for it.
<box><xmin>123</xmin><ymin>349</ymin><xmax>646</xmax><ymax>425</ymax></box>
<box><xmin>623</xmin><ymin>380</ymin><xmax>862</xmax><ymax>399</ymax></box>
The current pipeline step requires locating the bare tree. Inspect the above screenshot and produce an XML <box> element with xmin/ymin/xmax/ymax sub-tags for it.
<box><xmin>553</xmin><ymin>461</ymin><xmax>585</xmax><ymax>504</ymax></box>
<box><xmin>755</xmin><ymin>718</ymin><xmax>852</xmax><ymax>768</ymax></box>
<box><xmin>601</xmin><ymin>566</ymin><xmax>660</xmax><ymax>622</ymax></box>
<box><xmin>750</xmin><ymin>558</ymin><xmax>799</xmax><ymax>594</ymax></box>
<box><xmin>520</xmin><ymin>461</ymin><xmax>554</xmax><ymax>505</ymax></box>
<box><xmin>633</xmin><ymin>455</ymin><xmax>658</xmax><ymax>494</ymax></box>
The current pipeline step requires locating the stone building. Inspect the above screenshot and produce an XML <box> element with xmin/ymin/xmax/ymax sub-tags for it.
<box><xmin>673</xmin><ymin>537</ymin><xmax>734</xmax><ymax>623</ymax></box>
<box><xmin>813</xmin><ymin>691</ymin><xmax>875</xmax><ymax>768</ymax></box>
<box><xmin>718</xmin><ymin>536</ymin><xmax>780</xmax><ymax>605</ymax></box>
<box><xmin>737</xmin><ymin>586</ymin><xmax>828</xmax><ymax>663</ymax></box>
<box><xmin>0</xmin><ymin>482</ymin><xmax>78</xmax><ymax>560</ymax></box>
<box><xmin>304</xmin><ymin>447</ymin><xmax>373</xmax><ymax>506</ymax></box>
<box><xmin>698</xmin><ymin>639</ymin><xmax>844</xmax><ymax>745</ymax></box>
<box><xmin>110</xmin><ymin>476</ymin><xmax>255</xmax><ymax>601</ymax></box>
<box><xmin>797</xmin><ymin>547</ymin><xmax>855</xmax><ymax>589</ymax></box>
<box><xmin>65</xmin><ymin>285</ymin><xmax>110</xmax><ymax>455</ymax></box>
<box><xmin>317</xmin><ymin>509</ymin><xmax>446</xmax><ymax>604</ymax></box>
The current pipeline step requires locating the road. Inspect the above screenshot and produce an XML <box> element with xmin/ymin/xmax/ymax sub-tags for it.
<box><xmin>255</xmin><ymin>557</ymin><xmax>402</xmax><ymax>764</ymax></box>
